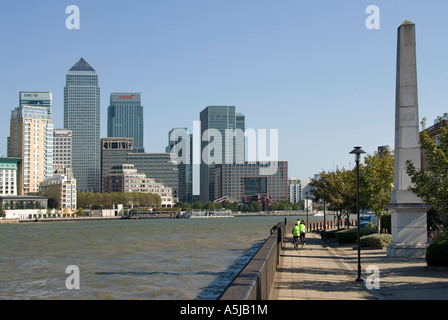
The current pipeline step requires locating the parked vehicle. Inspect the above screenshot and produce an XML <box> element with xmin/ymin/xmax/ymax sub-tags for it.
<box><xmin>359</xmin><ymin>214</ymin><xmax>377</xmax><ymax>229</ymax></box>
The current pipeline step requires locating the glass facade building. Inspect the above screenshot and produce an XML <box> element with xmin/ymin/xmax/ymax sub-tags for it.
<box><xmin>199</xmin><ymin>106</ymin><xmax>245</xmax><ymax>203</ymax></box>
<box><xmin>166</xmin><ymin>128</ymin><xmax>193</xmax><ymax>203</ymax></box>
<box><xmin>214</xmin><ymin>161</ymin><xmax>288</xmax><ymax>203</ymax></box>
<box><xmin>19</xmin><ymin>91</ymin><xmax>52</xmax><ymax>119</ymax></box>
<box><xmin>107</xmin><ymin>93</ymin><xmax>144</xmax><ymax>153</ymax></box>
<box><xmin>64</xmin><ymin>58</ymin><xmax>101</xmax><ymax>192</ymax></box>
<box><xmin>236</xmin><ymin>113</ymin><xmax>245</xmax><ymax>162</ymax></box>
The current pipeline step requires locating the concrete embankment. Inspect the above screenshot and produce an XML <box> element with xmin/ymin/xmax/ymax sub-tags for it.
<box><xmin>218</xmin><ymin>222</ymin><xmax>286</xmax><ymax>300</ymax></box>
<box><xmin>218</xmin><ymin>219</ymin><xmax>355</xmax><ymax>300</ymax></box>
<box><xmin>0</xmin><ymin>219</ymin><xmax>20</xmax><ymax>224</ymax></box>
<box><xmin>9</xmin><ymin>214</ymin><xmax>176</xmax><ymax>223</ymax></box>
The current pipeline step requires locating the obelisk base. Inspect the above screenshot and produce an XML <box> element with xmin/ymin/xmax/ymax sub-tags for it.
<box><xmin>386</xmin><ymin>202</ymin><xmax>428</xmax><ymax>258</ymax></box>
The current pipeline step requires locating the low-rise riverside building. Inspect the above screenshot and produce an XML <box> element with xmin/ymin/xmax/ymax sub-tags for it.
<box><xmin>1</xmin><ymin>195</ymin><xmax>48</xmax><ymax>220</ymax></box>
<box><xmin>104</xmin><ymin>164</ymin><xmax>174</xmax><ymax>208</ymax></box>
<box><xmin>0</xmin><ymin>157</ymin><xmax>21</xmax><ymax>196</ymax></box>
<box><xmin>126</xmin><ymin>152</ymin><xmax>178</xmax><ymax>203</ymax></box>
<box><xmin>39</xmin><ymin>174</ymin><xmax>77</xmax><ymax>212</ymax></box>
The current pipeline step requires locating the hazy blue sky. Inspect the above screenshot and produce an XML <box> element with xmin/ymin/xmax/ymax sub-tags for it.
<box><xmin>1</xmin><ymin>1</ymin><xmax>448</xmax><ymax>187</ymax></box>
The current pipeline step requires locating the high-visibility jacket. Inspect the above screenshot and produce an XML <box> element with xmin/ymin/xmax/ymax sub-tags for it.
<box><xmin>299</xmin><ymin>223</ymin><xmax>307</xmax><ymax>233</ymax></box>
<box><xmin>293</xmin><ymin>225</ymin><xmax>300</xmax><ymax>236</ymax></box>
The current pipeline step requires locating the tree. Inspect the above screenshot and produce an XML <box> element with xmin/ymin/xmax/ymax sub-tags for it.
<box><xmin>221</xmin><ymin>201</ymin><xmax>238</xmax><ymax>212</ymax></box>
<box><xmin>406</xmin><ymin>124</ymin><xmax>448</xmax><ymax>227</ymax></box>
<box><xmin>203</xmin><ymin>201</ymin><xmax>215</xmax><ymax>209</ymax></box>
<box><xmin>191</xmin><ymin>201</ymin><xmax>203</xmax><ymax>209</ymax></box>
<box><xmin>309</xmin><ymin>169</ymin><xmax>357</xmax><ymax>229</ymax></box>
<box><xmin>76</xmin><ymin>207</ymin><xmax>84</xmax><ymax>216</ymax></box>
<box><xmin>363</xmin><ymin>150</ymin><xmax>394</xmax><ymax>233</ymax></box>
<box><xmin>269</xmin><ymin>201</ymin><xmax>291</xmax><ymax>211</ymax></box>
<box><xmin>77</xmin><ymin>191</ymin><xmax>162</xmax><ymax>210</ymax></box>
<box><xmin>291</xmin><ymin>201</ymin><xmax>303</xmax><ymax>210</ymax></box>
<box><xmin>112</xmin><ymin>192</ymin><xmax>126</xmax><ymax>207</ymax></box>
<box><xmin>249</xmin><ymin>201</ymin><xmax>262</xmax><ymax>212</ymax></box>
<box><xmin>175</xmin><ymin>202</ymin><xmax>191</xmax><ymax>211</ymax></box>
<box><xmin>47</xmin><ymin>197</ymin><xmax>58</xmax><ymax>209</ymax></box>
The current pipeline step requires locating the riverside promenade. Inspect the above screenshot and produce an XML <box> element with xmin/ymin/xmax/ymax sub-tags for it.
<box><xmin>269</xmin><ymin>223</ymin><xmax>448</xmax><ymax>300</ymax></box>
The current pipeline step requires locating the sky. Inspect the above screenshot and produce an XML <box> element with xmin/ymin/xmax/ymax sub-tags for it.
<box><xmin>1</xmin><ymin>0</ymin><xmax>448</xmax><ymax>192</ymax></box>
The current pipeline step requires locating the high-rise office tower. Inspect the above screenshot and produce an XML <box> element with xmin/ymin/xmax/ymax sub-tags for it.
<box><xmin>64</xmin><ymin>58</ymin><xmax>101</xmax><ymax>192</ymax></box>
<box><xmin>166</xmin><ymin>128</ymin><xmax>193</xmax><ymax>203</ymax></box>
<box><xmin>199</xmin><ymin>106</ymin><xmax>245</xmax><ymax>203</ymax></box>
<box><xmin>10</xmin><ymin>104</ymin><xmax>54</xmax><ymax>195</ymax></box>
<box><xmin>53</xmin><ymin>129</ymin><xmax>72</xmax><ymax>175</ymax></box>
<box><xmin>288</xmin><ymin>178</ymin><xmax>302</xmax><ymax>203</ymax></box>
<box><xmin>107</xmin><ymin>93</ymin><xmax>144</xmax><ymax>153</ymax></box>
<box><xmin>19</xmin><ymin>91</ymin><xmax>52</xmax><ymax>119</ymax></box>
<box><xmin>236</xmin><ymin>113</ymin><xmax>245</xmax><ymax>162</ymax></box>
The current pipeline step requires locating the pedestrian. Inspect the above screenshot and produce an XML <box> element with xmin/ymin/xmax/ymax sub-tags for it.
<box><xmin>299</xmin><ymin>220</ymin><xmax>307</xmax><ymax>245</ymax></box>
<box><xmin>292</xmin><ymin>222</ymin><xmax>300</xmax><ymax>248</ymax></box>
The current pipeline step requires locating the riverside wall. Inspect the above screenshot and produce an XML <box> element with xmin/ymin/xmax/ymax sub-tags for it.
<box><xmin>218</xmin><ymin>222</ymin><xmax>285</xmax><ymax>300</ymax></box>
<box><xmin>218</xmin><ymin>218</ymin><xmax>358</xmax><ymax>300</ymax></box>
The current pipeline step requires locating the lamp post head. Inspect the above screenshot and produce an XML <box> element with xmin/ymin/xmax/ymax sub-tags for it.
<box><xmin>350</xmin><ymin>146</ymin><xmax>366</xmax><ymax>162</ymax></box>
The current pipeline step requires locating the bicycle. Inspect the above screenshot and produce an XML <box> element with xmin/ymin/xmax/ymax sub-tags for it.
<box><xmin>300</xmin><ymin>233</ymin><xmax>305</xmax><ymax>247</ymax></box>
<box><xmin>293</xmin><ymin>236</ymin><xmax>300</xmax><ymax>249</ymax></box>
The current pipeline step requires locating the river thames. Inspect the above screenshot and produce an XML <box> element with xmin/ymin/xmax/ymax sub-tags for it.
<box><xmin>0</xmin><ymin>215</ymin><xmax>318</xmax><ymax>300</ymax></box>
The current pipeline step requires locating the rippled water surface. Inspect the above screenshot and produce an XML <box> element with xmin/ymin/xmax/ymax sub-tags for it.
<box><xmin>0</xmin><ymin>216</ymin><xmax>293</xmax><ymax>300</ymax></box>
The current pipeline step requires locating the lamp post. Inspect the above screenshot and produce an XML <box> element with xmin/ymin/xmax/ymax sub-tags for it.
<box><xmin>321</xmin><ymin>177</ymin><xmax>327</xmax><ymax>247</ymax></box>
<box><xmin>350</xmin><ymin>146</ymin><xmax>366</xmax><ymax>282</ymax></box>
<box><xmin>305</xmin><ymin>191</ymin><xmax>309</xmax><ymax>228</ymax></box>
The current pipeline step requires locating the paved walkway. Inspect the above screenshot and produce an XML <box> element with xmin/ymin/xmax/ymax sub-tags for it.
<box><xmin>269</xmin><ymin>228</ymin><xmax>448</xmax><ymax>300</ymax></box>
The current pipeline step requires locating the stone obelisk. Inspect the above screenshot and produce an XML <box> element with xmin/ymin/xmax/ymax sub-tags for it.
<box><xmin>387</xmin><ymin>21</ymin><xmax>428</xmax><ymax>258</ymax></box>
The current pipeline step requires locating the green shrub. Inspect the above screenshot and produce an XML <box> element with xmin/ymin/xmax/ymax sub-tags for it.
<box><xmin>366</xmin><ymin>222</ymin><xmax>376</xmax><ymax>230</ymax></box>
<box><xmin>335</xmin><ymin>228</ymin><xmax>376</xmax><ymax>244</ymax></box>
<box><xmin>359</xmin><ymin>234</ymin><xmax>392</xmax><ymax>248</ymax></box>
<box><xmin>426</xmin><ymin>238</ymin><xmax>448</xmax><ymax>267</ymax></box>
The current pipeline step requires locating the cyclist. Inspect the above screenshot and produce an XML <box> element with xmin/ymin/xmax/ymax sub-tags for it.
<box><xmin>292</xmin><ymin>222</ymin><xmax>300</xmax><ymax>249</ymax></box>
<box><xmin>299</xmin><ymin>220</ymin><xmax>307</xmax><ymax>246</ymax></box>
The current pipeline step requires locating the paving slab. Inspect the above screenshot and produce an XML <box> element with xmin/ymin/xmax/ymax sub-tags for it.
<box><xmin>269</xmin><ymin>230</ymin><xmax>448</xmax><ymax>300</ymax></box>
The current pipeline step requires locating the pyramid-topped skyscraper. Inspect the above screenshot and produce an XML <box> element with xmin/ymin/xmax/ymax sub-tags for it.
<box><xmin>64</xmin><ymin>58</ymin><xmax>101</xmax><ymax>192</ymax></box>
<box><xmin>69</xmin><ymin>57</ymin><xmax>96</xmax><ymax>72</ymax></box>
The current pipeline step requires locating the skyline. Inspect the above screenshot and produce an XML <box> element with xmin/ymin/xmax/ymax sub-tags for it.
<box><xmin>2</xmin><ymin>1</ymin><xmax>448</xmax><ymax>184</ymax></box>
